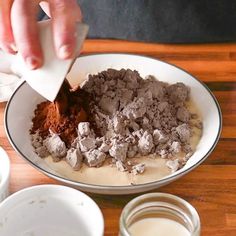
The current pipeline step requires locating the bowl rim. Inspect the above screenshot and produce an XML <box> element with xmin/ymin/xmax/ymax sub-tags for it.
<box><xmin>0</xmin><ymin>147</ymin><xmax>10</xmax><ymax>192</ymax></box>
<box><xmin>4</xmin><ymin>53</ymin><xmax>222</xmax><ymax>193</ymax></box>
<box><xmin>0</xmin><ymin>184</ymin><xmax>104</xmax><ymax>235</ymax></box>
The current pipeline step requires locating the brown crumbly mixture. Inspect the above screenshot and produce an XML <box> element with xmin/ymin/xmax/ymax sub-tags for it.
<box><xmin>31</xmin><ymin>69</ymin><xmax>202</xmax><ymax>174</ymax></box>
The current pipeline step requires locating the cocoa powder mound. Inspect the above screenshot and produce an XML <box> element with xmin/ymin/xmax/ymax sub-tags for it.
<box><xmin>31</xmin><ymin>80</ymin><xmax>88</xmax><ymax>147</ymax></box>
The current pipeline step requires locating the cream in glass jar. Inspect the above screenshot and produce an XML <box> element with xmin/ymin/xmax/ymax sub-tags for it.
<box><xmin>119</xmin><ymin>193</ymin><xmax>200</xmax><ymax>236</ymax></box>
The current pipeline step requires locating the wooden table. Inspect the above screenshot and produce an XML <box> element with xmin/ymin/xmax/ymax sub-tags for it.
<box><xmin>0</xmin><ymin>40</ymin><xmax>236</xmax><ymax>236</ymax></box>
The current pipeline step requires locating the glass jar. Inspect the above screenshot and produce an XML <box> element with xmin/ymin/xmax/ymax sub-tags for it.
<box><xmin>119</xmin><ymin>193</ymin><xmax>201</xmax><ymax>236</ymax></box>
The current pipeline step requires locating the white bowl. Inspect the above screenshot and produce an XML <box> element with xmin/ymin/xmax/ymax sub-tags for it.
<box><xmin>4</xmin><ymin>54</ymin><xmax>222</xmax><ymax>194</ymax></box>
<box><xmin>0</xmin><ymin>185</ymin><xmax>104</xmax><ymax>236</ymax></box>
<box><xmin>0</xmin><ymin>147</ymin><xmax>10</xmax><ymax>202</ymax></box>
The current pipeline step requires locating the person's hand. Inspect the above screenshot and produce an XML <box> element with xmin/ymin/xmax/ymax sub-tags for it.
<box><xmin>0</xmin><ymin>0</ymin><xmax>82</xmax><ymax>70</ymax></box>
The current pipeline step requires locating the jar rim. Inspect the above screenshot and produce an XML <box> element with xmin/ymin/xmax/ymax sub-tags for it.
<box><xmin>119</xmin><ymin>192</ymin><xmax>201</xmax><ymax>236</ymax></box>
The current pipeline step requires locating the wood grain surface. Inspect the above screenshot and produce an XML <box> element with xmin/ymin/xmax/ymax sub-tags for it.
<box><xmin>0</xmin><ymin>40</ymin><xmax>236</xmax><ymax>236</ymax></box>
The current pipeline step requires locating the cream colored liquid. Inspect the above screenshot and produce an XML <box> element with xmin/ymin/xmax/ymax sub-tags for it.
<box><xmin>128</xmin><ymin>218</ymin><xmax>190</xmax><ymax>236</ymax></box>
<box><xmin>43</xmin><ymin>100</ymin><xmax>202</xmax><ymax>186</ymax></box>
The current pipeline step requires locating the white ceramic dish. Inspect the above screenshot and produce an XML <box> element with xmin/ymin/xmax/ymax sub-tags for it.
<box><xmin>4</xmin><ymin>54</ymin><xmax>222</xmax><ymax>194</ymax></box>
<box><xmin>0</xmin><ymin>147</ymin><xmax>10</xmax><ymax>202</ymax></box>
<box><xmin>0</xmin><ymin>185</ymin><xmax>104</xmax><ymax>236</ymax></box>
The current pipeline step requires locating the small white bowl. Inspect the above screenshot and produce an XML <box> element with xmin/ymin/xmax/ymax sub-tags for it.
<box><xmin>0</xmin><ymin>147</ymin><xmax>10</xmax><ymax>202</ymax></box>
<box><xmin>0</xmin><ymin>185</ymin><xmax>104</xmax><ymax>236</ymax></box>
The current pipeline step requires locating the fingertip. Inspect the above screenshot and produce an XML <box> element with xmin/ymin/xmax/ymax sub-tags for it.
<box><xmin>7</xmin><ymin>43</ymin><xmax>17</xmax><ymax>54</ymax></box>
<box><xmin>0</xmin><ymin>44</ymin><xmax>17</xmax><ymax>54</ymax></box>
<box><xmin>57</xmin><ymin>44</ymin><xmax>74</xmax><ymax>59</ymax></box>
<box><xmin>25</xmin><ymin>56</ymin><xmax>43</xmax><ymax>70</ymax></box>
<box><xmin>0</xmin><ymin>40</ymin><xmax>17</xmax><ymax>54</ymax></box>
<box><xmin>9</xmin><ymin>43</ymin><xmax>17</xmax><ymax>52</ymax></box>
